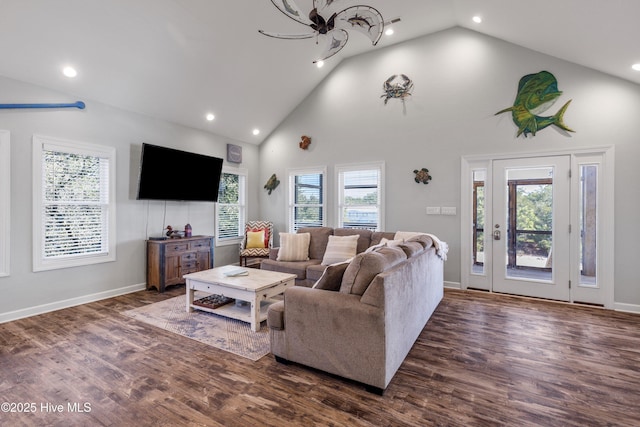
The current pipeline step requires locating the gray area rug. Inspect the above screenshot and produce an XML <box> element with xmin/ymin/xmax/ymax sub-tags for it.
<box><xmin>122</xmin><ymin>292</ymin><xmax>271</xmax><ymax>361</ymax></box>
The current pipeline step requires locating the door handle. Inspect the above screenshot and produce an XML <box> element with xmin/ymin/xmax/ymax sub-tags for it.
<box><xmin>493</xmin><ymin>229</ymin><xmax>501</xmax><ymax>240</ymax></box>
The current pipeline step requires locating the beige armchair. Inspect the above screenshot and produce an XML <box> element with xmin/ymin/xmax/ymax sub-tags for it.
<box><xmin>239</xmin><ymin>220</ymin><xmax>273</xmax><ymax>266</ymax></box>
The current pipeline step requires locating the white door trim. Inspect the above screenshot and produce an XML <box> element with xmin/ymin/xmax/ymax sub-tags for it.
<box><xmin>461</xmin><ymin>146</ymin><xmax>614</xmax><ymax>308</ymax></box>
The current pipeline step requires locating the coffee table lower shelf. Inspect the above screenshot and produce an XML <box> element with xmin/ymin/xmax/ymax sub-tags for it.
<box><xmin>184</xmin><ymin>266</ymin><xmax>296</xmax><ymax>332</ymax></box>
<box><xmin>188</xmin><ymin>298</ymin><xmax>277</xmax><ymax>326</ymax></box>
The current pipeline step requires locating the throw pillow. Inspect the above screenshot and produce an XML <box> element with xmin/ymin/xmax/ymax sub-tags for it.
<box><xmin>277</xmin><ymin>232</ymin><xmax>311</xmax><ymax>261</ymax></box>
<box><xmin>248</xmin><ymin>227</ymin><xmax>269</xmax><ymax>247</ymax></box>
<box><xmin>380</xmin><ymin>237</ymin><xmax>404</xmax><ymax>247</ymax></box>
<box><xmin>246</xmin><ymin>230</ymin><xmax>266</xmax><ymax>248</ymax></box>
<box><xmin>340</xmin><ymin>246</ymin><xmax>407</xmax><ymax>295</ymax></box>
<box><xmin>321</xmin><ymin>234</ymin><xmax>359</xmax><ymax>265</ymax></box>
<box><xmin>394</xmin><ymin>231</ymin><xmax>424</xmax><ymax>241</ymax></box>
<box><xmin>312</xmin><ymin>261</ymin><xmax>350</xmax><ymax>291</ymax></box>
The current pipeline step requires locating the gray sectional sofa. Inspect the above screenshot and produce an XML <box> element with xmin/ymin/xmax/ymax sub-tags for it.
<box><xmin>263</xmin><ymin>227</ymin><xmax>445</xmax><ymax>393</ymax></box>
<box><xmin>261</xmin><ymin>227</ymin><xmax>399</xmax><ymax>287</ymax></box>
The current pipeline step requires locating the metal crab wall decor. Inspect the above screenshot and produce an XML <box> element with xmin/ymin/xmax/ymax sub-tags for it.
<box><xmin>413</xmin><ymin>168</ymin><xmax>432</xmax><ymax>184</ymax></box>
<box><xmin>381</xmin><ymin>74</ymin><xmax>413</xmax><ymax>105</ymax></box>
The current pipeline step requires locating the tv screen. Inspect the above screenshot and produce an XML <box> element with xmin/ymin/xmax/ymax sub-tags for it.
<box><xmin>136</xmin><ymin>143</ymin><xmax>224</xmax><ymax>202</ymax></box>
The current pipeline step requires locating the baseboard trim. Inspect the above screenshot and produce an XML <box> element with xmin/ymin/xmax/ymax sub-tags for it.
<box><xmin>444</xmin><ymin>281</ymin><xmax>461</xmax><ymax>289</ymax></box>
<box><xmin>614</xmin><ymin>302</ymin><xmax>640</xmax><ymax>314</ymax></box>
<box><xmin>0</xmin><ymin>283</ymin><xmax>147</xmax><ymax>324</ymax></box>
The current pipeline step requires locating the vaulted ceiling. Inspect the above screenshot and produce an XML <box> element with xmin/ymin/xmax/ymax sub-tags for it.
<box><xmin>1</xmin><ymin>0</ymin><xmax>638</xmax><ymax>144</ymax></box>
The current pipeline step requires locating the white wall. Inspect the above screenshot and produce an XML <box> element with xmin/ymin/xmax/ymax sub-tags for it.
<box><xmin>259</xmin><ymin>27</ymin><xmax>640</xmax><ymax>307</ymax></box>
<box><xmin>0</xmin><ymin>76</ymin><xmax>260</xmax><ymax>320</ymax></box>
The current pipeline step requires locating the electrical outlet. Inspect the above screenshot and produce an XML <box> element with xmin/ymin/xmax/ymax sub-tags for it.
<box><xmin>426</xmin><ymin>207</ymin><xmax>440</xmax><ymax>215</ymax></box>
<box><xmin>441</xmin><ymin>206</ymin><xmax>457</xmax><ymax>215</ymax></box>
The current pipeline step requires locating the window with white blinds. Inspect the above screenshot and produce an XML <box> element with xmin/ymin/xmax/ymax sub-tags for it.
<box><xmin>288</xmin><ymin>167</ymin><xmax>326</xmax><ymax>232</ymax></box>
<box><xmin>33</xmin><ymin>135</ymin><xmax>116</xmax><ymax>271</ymax></box>
<box><xmin>337</xmin><ymin>162</ymin><xmax>385</xmax><ymax>231</ymax></box>
<box><xmin>216</xmin><ymin>168</ymin><xmax>247</xmax><ymax>246</ymax></box>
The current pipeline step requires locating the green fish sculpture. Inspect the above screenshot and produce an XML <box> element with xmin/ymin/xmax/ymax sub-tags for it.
<box><xmin>495</xmin><ymin>71</ymin><xmax>575</xmax><ymax>137</ymax></box>
<box><xmin>264</xmin><ymin>173</ymin><xmax>280</xmax><ymax>195</ymax></box>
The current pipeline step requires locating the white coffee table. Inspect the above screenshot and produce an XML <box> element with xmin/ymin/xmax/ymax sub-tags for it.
<box><xmin>184</xmin><ymin>266</ymin><xmax>296</xmax><ymax>332</ymax></box>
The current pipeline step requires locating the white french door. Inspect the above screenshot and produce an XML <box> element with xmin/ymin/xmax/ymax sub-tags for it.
<box><xmin>461</xmin><ymin>149</ymin><xmax>614</xmax><ymax>308</ymax></box>
<box><xmin>492</xmin><ymin>156</ymin><xmax>571</xmax><ymax>301</ymax></box>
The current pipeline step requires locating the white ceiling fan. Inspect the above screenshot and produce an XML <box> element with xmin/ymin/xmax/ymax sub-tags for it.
<box><xmin>259</xmin><ymin>0</ymin><xmax>384</xmax><ymax>63</ymax></box>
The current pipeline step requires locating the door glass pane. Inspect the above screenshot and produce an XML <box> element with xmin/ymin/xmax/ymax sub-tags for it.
<box><xmin>505</xmin><ymin>167</ymin><xmax>553</xmax><ymax>282</ymax></box>
<box><xmin>472</xmin><ymin>170</ymin><xmax>485</xmax><ymax>275</ymax></box>
<box><xmin>580</xmin><ymin>164</ymin><xmax>598</xmax><ymax>286</ymax></box>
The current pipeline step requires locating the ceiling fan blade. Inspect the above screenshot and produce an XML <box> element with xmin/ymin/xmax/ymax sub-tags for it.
<box><xmin>317</xmin><ymin>0</ymin><xmax>341</xmax><ymax>11</ymax></box>
<box><xmin>269</xmin><ymin>0</ymin><xmax>311</xmax><ymax>25</ymax></box>
<box><xmin>314</xmin><ymin>29</ymin><xmax>348</xmax><ymax>63</ymax></box>
<box><xmin>258</xmin><ymin>30</ymin><xmax>315</xmax><ymax>40</ymax></box>
<box><xmin>334</xmin><ymin>5</ymin><xmax>384</xmax><ymax>45</ymax></box>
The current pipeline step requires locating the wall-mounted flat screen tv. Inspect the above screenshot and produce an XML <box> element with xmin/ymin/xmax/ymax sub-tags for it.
<box><xmin>136</xmin><ymin>143</ymin><xmax>224</xmax><ymax>202</ymax></box>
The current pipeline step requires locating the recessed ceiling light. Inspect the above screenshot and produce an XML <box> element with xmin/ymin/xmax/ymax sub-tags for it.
<box><xmin>62</xmin><ymin>66</ymin><xmax>77</xmax><ymax>78</ymax></box>
<box><xmin>252</xmin><ymin>129</ymin><xmax>260</xmax><ymax>136</ymax></box>
<box><xmin>316</xmin><ymin>60</ymin><xmax>324</xmax><ymax>68</ymax></box>
<box><xmin>472</xmin><ymin>16</ymin><xmax>482</xmax><ymax>24</ymax></box>
<box><xmin>385</xmin><ymin>28</ymin><xmax>394</xmax><ymax>36</ymax></box>
<box><xmin>206</xmin><ymin>113</ymin><xmax>215</xmax><ymax>121</ymax></box>
<box><xmin>632</xmin><ymin>63</ymin><xmax>640</xmax><ymax>71</ymax></box>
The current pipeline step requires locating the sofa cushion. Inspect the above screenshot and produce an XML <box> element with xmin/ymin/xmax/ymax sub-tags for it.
<box><xmin>261</xmin><ymin>258</ymin><xmax>320</xmax><ymax>280</ymax></box>
<box><xmin>340</xmin><ymin>246</ymin><xmax>407</xmax><ymax>296</ymax></box>
<box><xmin>312</xmin><ymin>261</ymin><xmax>350</xmax><ymax>291</ymax></box>
<box><xmin>267</xmin><ymin>300</ymin><xmax>285</xmax><ymax>330</ymax></box>
<box><xmin>380</xmin><ymin>237</ymin><xmax>403</xmax><ymax>247</ymax></box>
<box><xmin>306</xmin><ymin>263</ymin><xmax>328</xmax><ymax>282</ymax></box>
<box><xmin>321</xmin><ymin>234</ymin><xmax>359</xmax><ymax>265</ymax></box>
<box><xmin>277</xmin><ymin>232</ymin><xmax>311</xmax><ymax>261</ymax></box>
<box><xmin>334</xmin><ymin>228</ymin><xmax>373</xmax><ymax>253</ymax></box>
<box><xmin>398</xmin><ymin>241</ymin><xmax>425</xmax><ymax>257</ymax></box>
<box><xmin>298</xmin><ymin>227</ymin><xmax>334</xmax><ymax>260</ymax></box>
<box><xmin>406</xmin><ymin>234</ymin><xmax>434</xmax><ymax>249</ymax></box>
<box><xmin>370</xmin><ymin>231</ymin><xmax>396</xmax><ymax>246</ymax></box>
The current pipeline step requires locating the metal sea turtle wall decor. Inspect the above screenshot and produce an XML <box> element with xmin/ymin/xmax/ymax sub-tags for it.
<box><xmin>264</xmin><ymin>174</ymin><xmax>280</xmax><ymax>195</ymax></box>
<box><xmin>413</xmin><ymin>168</ymin><xmax>432</xmax><ymax>184</ymax></box>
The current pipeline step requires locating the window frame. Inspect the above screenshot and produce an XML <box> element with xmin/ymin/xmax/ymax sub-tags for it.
<box><xmin>336</xmin><ymin>161</ymin><xmax>385</xmax><ymax>231</ymax></box>
<box><xmin>0</xmin><ymin>130</ymin><xmax>10</xmax><ymax>277</ymax></box>
<box><xmin>32</xmin><ymin>134</ymin><xmax>116</xmax><ymax>272</ymax></box>
<box><xmin>215</xmin><ymin>166</ymin><xmax>247</xmax><ymax>247</ymax></box>
<box><xmin>287</xmin><ymin>166</ymin><xmax>327</xmax><ymax>232</ymax></box>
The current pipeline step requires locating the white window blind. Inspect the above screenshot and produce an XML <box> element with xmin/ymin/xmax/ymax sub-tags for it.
<box><xmin>337</xmin><ymin>163</ymin><xmax>384</xmax><ymax>231</ymax></box>
<box><xmin>33</xmin><ymin>135</ymin><xmax>116</xmax><ymax>271</ymax></box>
<box><xmin>43</xmin><ymin>150</ymin><xmax>110</xmax><ymax>258</ymax></box>
<box><xmin>289</xmin><ymin>168</ymin><xmax>325</xmax><ymax>232</ymax></box>
<box><xmin>216</xmin><ymin>169</ymin><xmax>246</xmax><ymax>245</ymax></box>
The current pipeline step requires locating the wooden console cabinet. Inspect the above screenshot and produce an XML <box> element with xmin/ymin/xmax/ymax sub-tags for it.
<box><xmin>146</xmin><ymin>235</ymin><xmax>214</xmax><ymax>292</ymax></box>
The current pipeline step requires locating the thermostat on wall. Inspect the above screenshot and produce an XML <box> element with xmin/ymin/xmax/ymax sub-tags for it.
<box><xmin>227</xmin><ymin>144</ymin><xmax>242</xmax><ymax>163</ymax></box>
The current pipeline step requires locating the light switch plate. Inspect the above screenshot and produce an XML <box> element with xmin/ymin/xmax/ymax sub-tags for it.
<box><xmin>441</xmin><ymin>207</ymin><xmax>457</xmax><ymax>215</ymax></box>
<box><xmin>426</xmin><ymin>207</ymin><xmax>440</xmax><ymax>215</ymax></box>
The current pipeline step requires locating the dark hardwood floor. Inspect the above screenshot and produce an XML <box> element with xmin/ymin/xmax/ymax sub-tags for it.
<box><xmin>1</xmin><ymin>287</ymin><xmax>639</xmax><ymax>426</ymax></box>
